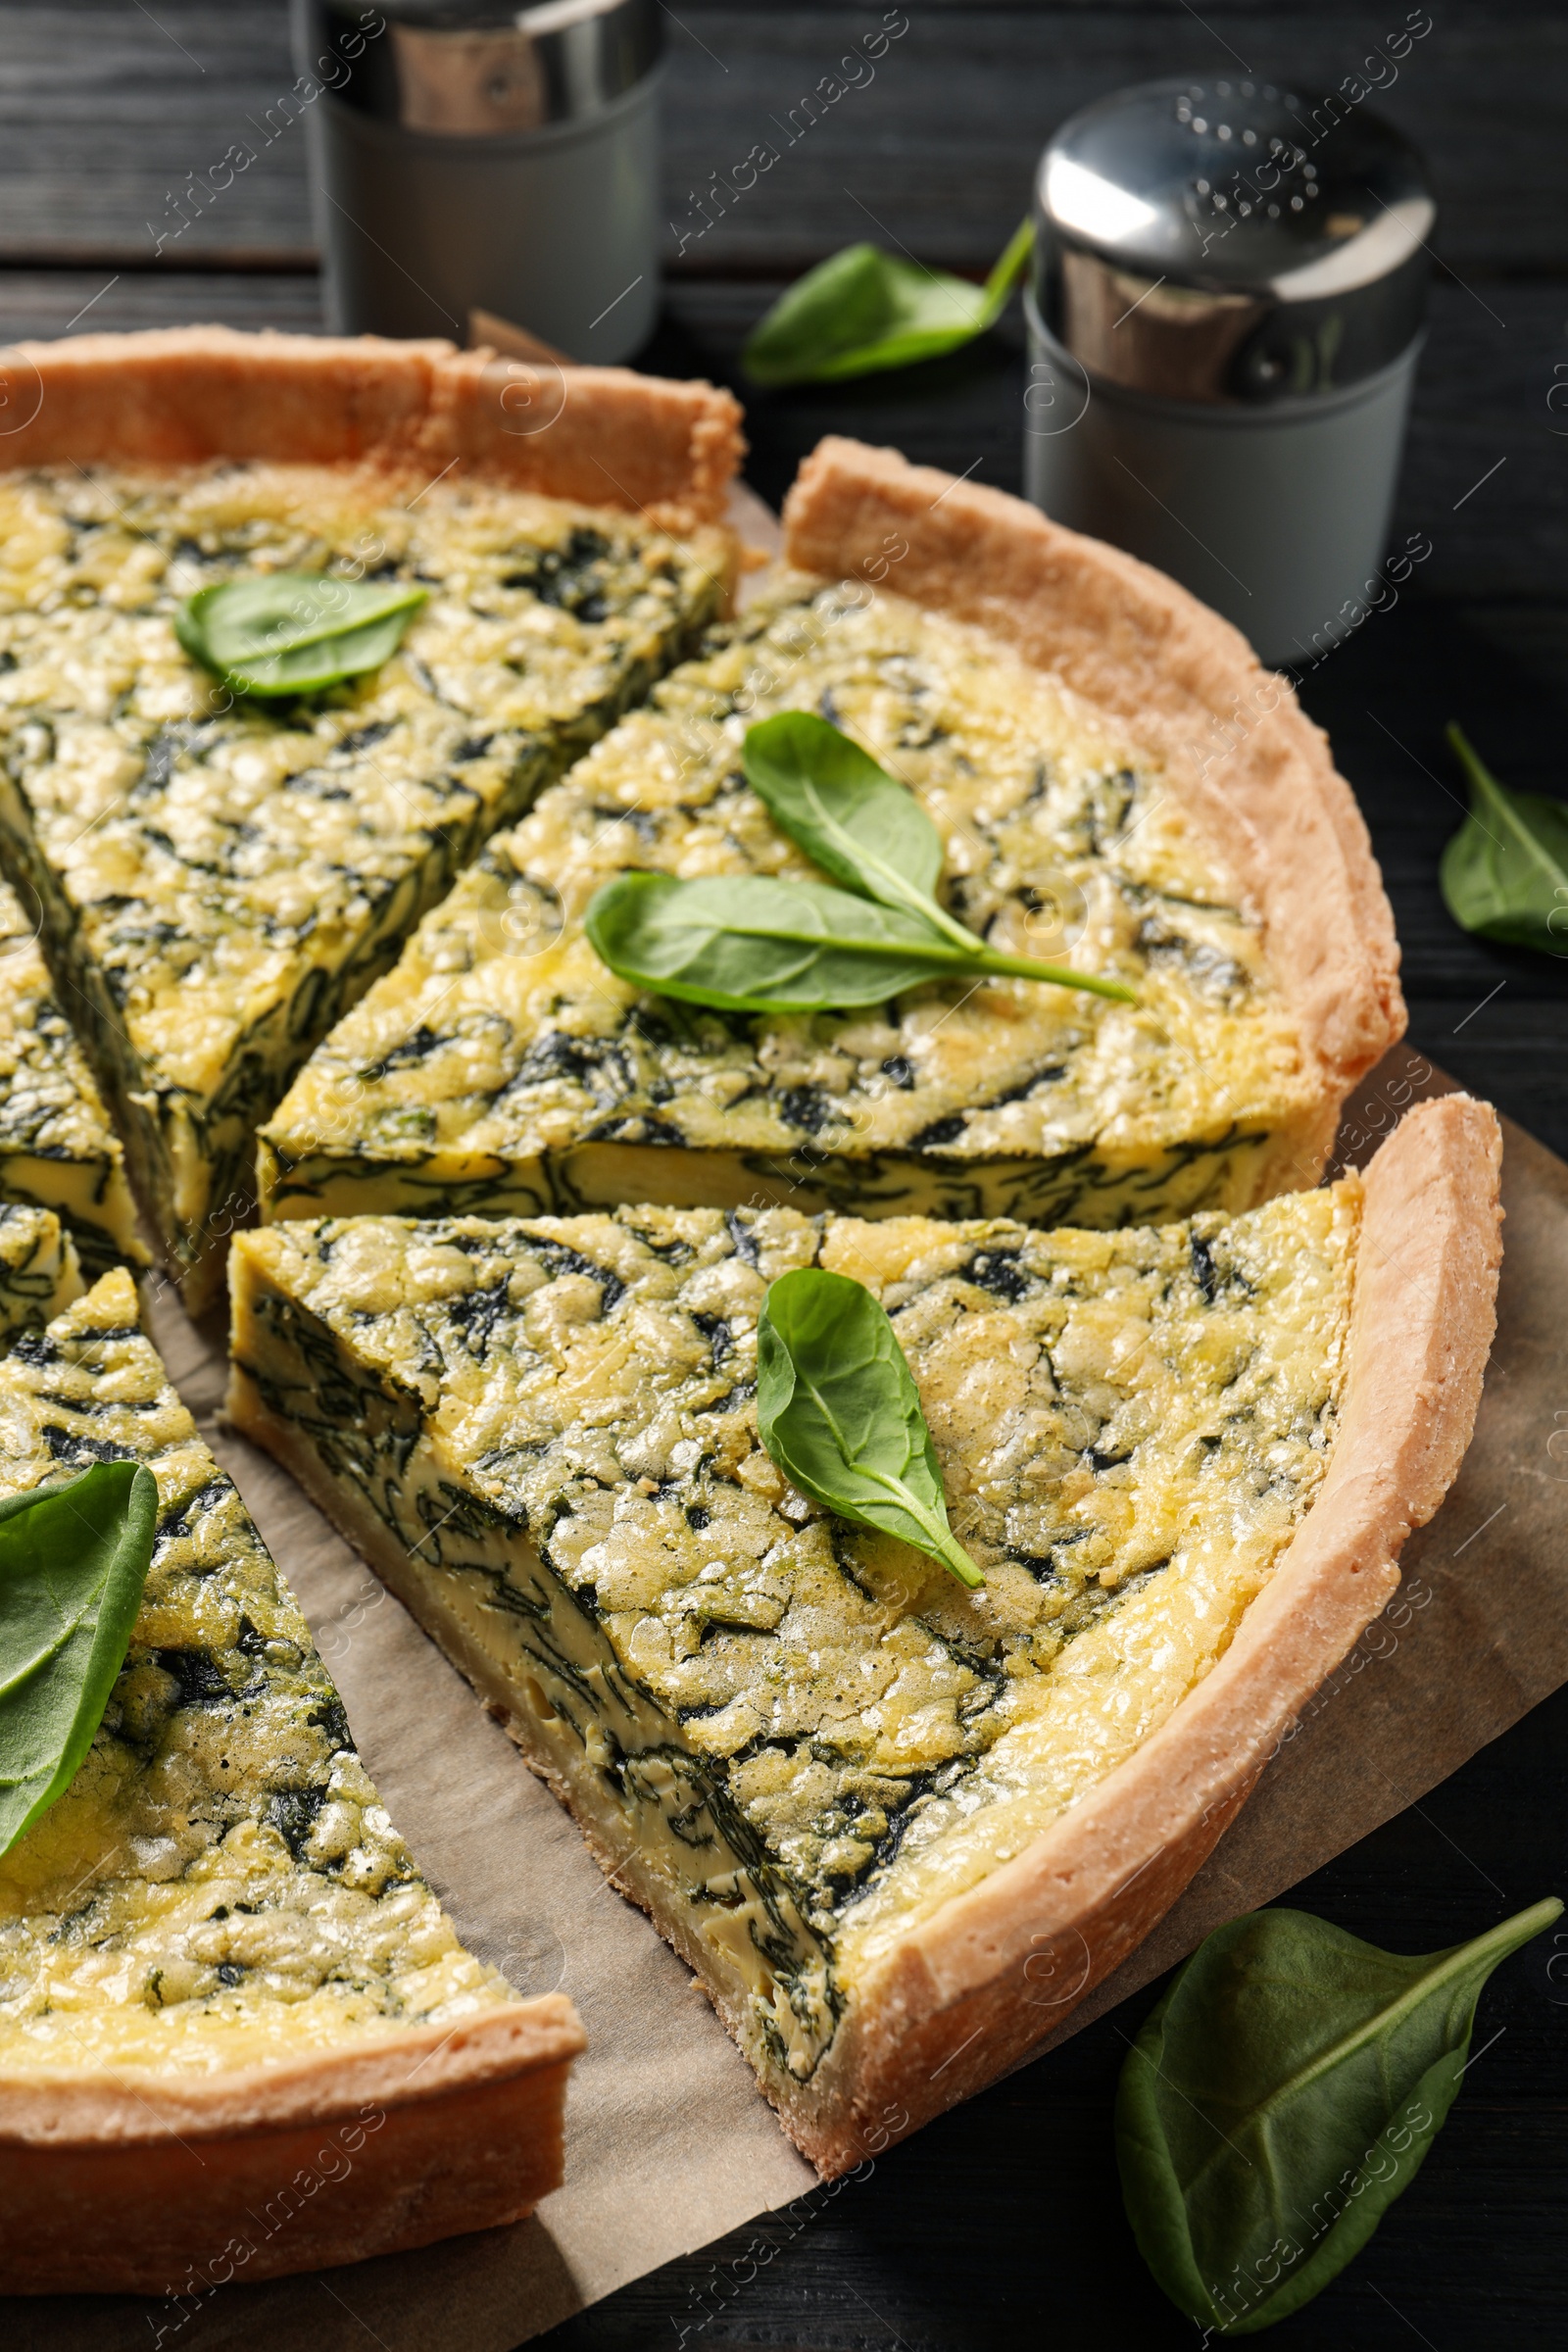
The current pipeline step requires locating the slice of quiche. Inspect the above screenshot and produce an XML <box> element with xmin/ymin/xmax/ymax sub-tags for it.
<box><xmin>0</xmin><ymin>1264</ymin><xmax>583</xmax><ymax>2296</ymax></box>
<box><xmin>258</xmin><ymin>440</ymin><xmax>1404</xmax><ymax>1244</ymax></box>
<box><xmin>0</xmin><ymin>327</ymin><xmax>741</xmax><ymax>1314</ymax></box>
<box><xmin>228</xmin><ymin>1096</ymin><xmax>1500</xmax><ymax>2172</ymax></box>
<box><xmin>0</xmin><ymin>879</ymin><xmax>143</xmax><ymax>1277</ymax></box>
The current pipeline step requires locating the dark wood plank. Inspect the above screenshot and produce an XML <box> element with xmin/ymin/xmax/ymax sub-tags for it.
<box><xmin>0</xmin><ymin>2</ymin><xmax>312</xmax><ymax>265</ymax></box>
<box><xmin>660</xmin><ymin>1</ymin><xmax>1568</xmax><ymax>279</ymax></box>
<box><xmin>0</xmin><ymin>1</ymin><xmax>1561</xmax><ymax>275</ymax></box>
<box><xmin>0</xmin><ymin>268</ymin><xmax>322</xmax><ymax>339</ymax></box>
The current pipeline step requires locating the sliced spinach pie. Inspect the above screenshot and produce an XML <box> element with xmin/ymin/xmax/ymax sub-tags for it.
<box><xmin>0</xmin><ymin>1261</ymin><xmax>584</xmax><ymax>2295</ymax></box>
<box><xmin>0</xmin><ymin>326</ymin><xmax>741</xmax><ymax>1311</ymax></box>
<box><xmin>259</xmin><ymin>439</ymin><xmax>1403</xmax><ymax>1243</ymax></box>
<box><xmin>227</xmin><ymin>1095</ymin><xmax>1499</xmax><ymax>2173</ymax></box>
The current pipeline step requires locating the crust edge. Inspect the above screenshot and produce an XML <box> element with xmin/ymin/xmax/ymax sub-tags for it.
<box><xmin>0</xmin><ymin>1995</ymin><xmax>584</xmax><ymax>2293</ymax></box>
<box><xmin>0</xmin><ymin>325</ymin><xmax>745</xmax><ymax>532</ymax></box>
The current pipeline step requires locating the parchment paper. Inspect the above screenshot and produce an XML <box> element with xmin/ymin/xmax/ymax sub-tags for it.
<box><xmin>7</xmin><ymin>1043</ymin><xmax>1566</xmax><ymax>2352</ymax></box>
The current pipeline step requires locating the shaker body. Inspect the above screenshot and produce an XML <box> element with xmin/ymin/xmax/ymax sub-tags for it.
<box><xmin>308</xmin><ymin>71</ymin><xmax>662</xmax><ymax>361</ymax></box>
<box><xmin>1025</xmin><ymin>301</ymin><xmax>1419</xmax><ymax>666</ymax></box>
<box><xmin>1026</xmin><ymin>77</ymin><xmax>1433</xmax><ymax>667</ymax></box>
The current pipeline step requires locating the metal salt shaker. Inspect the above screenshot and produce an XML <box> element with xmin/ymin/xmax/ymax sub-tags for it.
<box><xmin>295</xmin><ymin>0</ymin><xmax>663</xmax><ymax>361</ymax></box>
<box><xmin>1024</xmin><ymin>76</ymin><xmax>1434</xmax><ymax>665</ymax></box>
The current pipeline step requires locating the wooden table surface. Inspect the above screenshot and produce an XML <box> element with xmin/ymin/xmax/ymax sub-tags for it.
<box><xmin>6</xmin><ymin>7</ymin><xmax>1565</xmax><ymax>2347</ymax></box>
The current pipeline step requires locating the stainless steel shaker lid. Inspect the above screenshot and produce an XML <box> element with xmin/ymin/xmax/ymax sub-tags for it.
<box><xmin>1032</xmin><ymin>76</ymin><xmax>1434</xmax><ymax>403</ymax></box>
<box><xmin>303</xmin><ymin>0</ymin><xmax>662</xmax><ymax>136</ymax></box>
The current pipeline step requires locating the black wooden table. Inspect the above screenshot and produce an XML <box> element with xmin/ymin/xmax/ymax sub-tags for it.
<box><xmin>6</xmin><ymin>7</ymin><xmax>1565</xmax><ymax>2346</ymax></box>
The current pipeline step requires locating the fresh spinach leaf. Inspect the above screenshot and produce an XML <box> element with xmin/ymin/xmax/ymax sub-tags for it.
<box><xmin>1117</xmin><ymin>1896</ymin><xmax>1562</xmax><ymax>2334</ymax></box>
<box><xmin>175</xmin><ymin>572</ymin><xmax>427</xmax><ymax>697</ymax></box>
<box><xmin>586</xmin><ymin>869</ymin><xmax>980</xmax><ymax>1010</ymax></box>
<box><xmin>742</xmin><ymin>710</ymin><xmax>1114</xmax><ymax>981</ymax></box>
<box><xmin>757</xmin><ymin>1266</ymin><xmax>983</xmax><ymax>1590</ymax></box>
<box><xmin>586</xmin><ymin>869</ymin><xmax>1130</xmax><ymax>1012</ymax></box>
<box><xmin>1441</xmin><ymin>722</ymin><xmax>1568</xmax><ymax>954</ymax></box>
<box><xmin>743</xmin><ymin>709</ymin><xmax>946</xmax><ymax>909</ymax></box>
<box><xmin>586</xmin><ymin>713</ymin><xmax>1135</xmax><ymax>1013</ymax></box>
<box><xmin>0</xmin><ymin>1462</ymin><xmax>161</xmax><ymax>1857</ymax></box>
<box><xmin>743</xmin><ymin>219</ymin><xmax>1032</xmax><ymax>386</ymax></box>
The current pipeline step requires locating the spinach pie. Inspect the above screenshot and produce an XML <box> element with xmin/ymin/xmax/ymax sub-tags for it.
<box><xmin>0</xmin><ymin>327</ymin><xmax>741</xmax><ymax>1311</ymax></box>
<box><xmin>0</xmin><ymin>1262</ymin><xmax>584</xmax><ymax>2294</ymax></box>
<box><xmin>228</xmin><ymin>1096</ymin><xmax>1499</xmax><ymax>2172</ymax></box>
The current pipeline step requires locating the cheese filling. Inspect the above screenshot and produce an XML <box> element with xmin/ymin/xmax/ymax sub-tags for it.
<box><xmin>0</xmin><ymin>1270</ymin><xmax>514</xmax><ymax>2078</ymax></box>
<box><xmin>0</xmin><ymin>1202</ymin><xmax>83</xmax><ymax>1339</ymax></box>
<box><xmin>0</xmin><ymin>880</ymin><xmax>143</xmax><ymax>1277</ymax></box>
<box><xmin>260</xmin><ymin>579</ymin><xmax>1324</xmax><ymax>1241</ymax></box>
<box><xmin>229</xmin><ymin>1187</ymin><xmax>1357</xmax><ymax>2094</ymax></box>
<box><xmin>0</xmin><ymin>466</ymin><xmax>726</xmax><ymax>1308</ymax></box>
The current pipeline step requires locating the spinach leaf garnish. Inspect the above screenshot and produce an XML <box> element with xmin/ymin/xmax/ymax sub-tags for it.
<box><xmin>757</xmin><ymin>1266</ymin><xmax>983</xmax><ymax>1590</ymax></box>
<box><xmin>743</xmin><ymin>219</ymin><xmax>1032</xmax><ymax>386</ymax></box>
<box><xmin>1117</xmin><ymin>1896</ymin><xmax>1562</xmax><ymax>2334</ymax></box>
<box><xmin>744</xmin><ymin>708</ymin><xmax>953</xmax><ymax>915</ymax></box>
<box><xmin>0</xmin><ymin>1462</ymin><xmax>160</xmax><ymax>1858</ymax></box>
<box><xmin>175</xmin><ymin>572</ymin><xmax>427</xmax><ymax>698</ymax></box>
<box><xmin>1441</xmin><ymin>721</ymin><xmax>1568</xmax><ymax>955</ymax></box>
<box><xmin>584</xmin><ymin>712</ymin><xmax>1135</xmax><ymax>1013</ymax></box>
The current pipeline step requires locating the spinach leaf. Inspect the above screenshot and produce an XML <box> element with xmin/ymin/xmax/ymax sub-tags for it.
<box><xmin>743</xmin><ymin>709</ymin><xmax>946</xmax><ymax>909</ymax></box>
<box><xmin>757</xmin><ymin>1266</ymin><xmax>983</xmax><ymax>1590</ymax></box>
<box><xmin>586</xmin><ymin>870</ymin><xmax>978</xmax><ymax>1010</ymax></box>
<box><xmin>586</xmin><ymin>714</ymin><xmax>1135</xmax><ymax>1014</ymax></box>
<box><xmin>742</xmin><ymin>710</ymin><xmax>1111</xmax><ymax>980</ymax></box>
<box><xmin>743</xmin><ymin>219</ymin><xmax>1032</xmax><ymax>387</ymax></box>
<box><xmin>0</xmin><ymin>1462</ymin><xmax>160</xmax><ymax>1857</ymax></box>
<box><xmin>586</xmin><ymin>869</ymin><xmax>1130</xmax><ymax>1012</ymax></box>
<box><xmin>1117</xmin><ymin>1896</ymin><xmax>1562</xmax><ymax>2335</ymax></box>
<box><xmin>1441</xmin><ymin>722</ymin><xmax>1568</xmax><ymax>954</ymax></box>
<box><xmin>175</xmin><ymin>572</ymin><xmax>427</xmax><ymax>697</ymax></box>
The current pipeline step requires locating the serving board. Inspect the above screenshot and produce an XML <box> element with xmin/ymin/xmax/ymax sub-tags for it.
<box><xmin>6</xmin><ymin>1044</ymin><xmax>1565</xmax><ymax>2352</ymax></box>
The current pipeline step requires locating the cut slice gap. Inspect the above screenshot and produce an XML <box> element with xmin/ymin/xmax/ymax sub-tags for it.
<box><xmin>0</xmin><ymin>1200</ymin><xmax>83</xmax><ymax>1338</ymax></box>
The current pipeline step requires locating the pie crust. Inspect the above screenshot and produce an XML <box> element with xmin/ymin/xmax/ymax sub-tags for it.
<box><xmin>0</xmin><ymin>1999</ymin><xmax>585</xmax><ymax>2294</ymax></box>
<box><xmin>0</xmin><ymin>324</ymin><xmax>744</xmax><ymax>533</ymax></box>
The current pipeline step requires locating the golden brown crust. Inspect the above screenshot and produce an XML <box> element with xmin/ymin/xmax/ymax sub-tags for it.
<box><xmin>781</xmin><ymin>436</ymin><xmax>1405</xmax><ymax>1098</ymax></box>
<box><xmin>794</xmin><ymin>1095</ymin><xmax>1501</xmax><ymax>2172</ymax></box>
<box><xmin>0</xmin><ymin>324</ymin><xmax>744</xmax><ymax>531</ymax></box>
<box><xmin>0</xmin><ymin>1997</ymin><xmax>584</xmax><ymax>2293</ymax></box>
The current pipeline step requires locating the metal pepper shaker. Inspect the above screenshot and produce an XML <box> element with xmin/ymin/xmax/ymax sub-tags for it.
<box><xmin>1024</xmin><ymin>77</ymin><xmax>1434</xmax><ymax>664</ymax></box>
<box><xmin>295</xmin><ymin>0</ymin><xmax>663</xmax><ymax>361</ymax></box>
